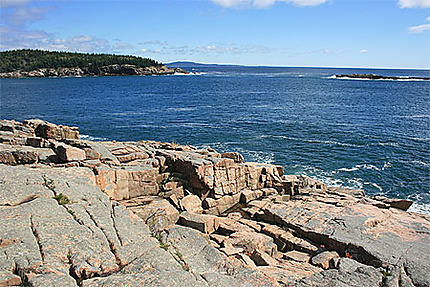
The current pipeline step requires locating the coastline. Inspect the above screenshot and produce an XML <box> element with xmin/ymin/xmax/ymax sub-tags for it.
<box><xmin>1</xmin><ymin>119</ymin><xmax>429</xmax><ymax>286</ymax></box>
<box><xmin>0</xmin><ymin>64</ymin><xmax>188</xmax><ymax>78</ymax></box>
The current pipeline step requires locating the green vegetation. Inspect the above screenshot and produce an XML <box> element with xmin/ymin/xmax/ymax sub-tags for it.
<box><xmin>0</xmin><ymin>49</ymin><xmax>161</xmax><ymax>73</ymax></box>
<box><xmin>153</xmin><ymin>233</ymin><xmax>170</xmax><ymax>251</ymax></box>
<box><xmin>53</xmin><ymin>193</ymin><xmax>70</xmax><ymax>205</ymax></box>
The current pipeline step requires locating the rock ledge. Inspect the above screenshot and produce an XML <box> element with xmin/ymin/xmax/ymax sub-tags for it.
<box><xmin>0</xmin><ymin>119</ymin><xmax>428</xmax><ymax>287</ymax></box>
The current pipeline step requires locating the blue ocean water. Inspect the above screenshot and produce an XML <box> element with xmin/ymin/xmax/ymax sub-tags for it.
<box><xmin>1</xmin><ymin>66</ymin><xmax>429</xmax><ymax>212</ymax></box>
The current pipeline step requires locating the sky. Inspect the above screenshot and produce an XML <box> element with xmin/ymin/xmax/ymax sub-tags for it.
<box><xmin>0</xmin><ymin>0</ymin><xmax>429</xmax><ymax>69</ymax></box>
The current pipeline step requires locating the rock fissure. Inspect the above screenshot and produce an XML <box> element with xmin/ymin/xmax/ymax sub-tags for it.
<box><xmin>84</xmin><ymin>208</ymin><xmax>121</xmax><ymax>267</ymax></box>
<box><xmin>110</xmin><ymin>206</ymin><xmax>123</xmax><ymax>247</ymax></box>
<box><xmin>29</xmin><ymin>215</ymin><xmax>45</xmax><ymax>263</ymax></box>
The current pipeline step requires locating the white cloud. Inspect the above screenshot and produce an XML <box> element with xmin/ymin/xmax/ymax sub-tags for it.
<box><xmin>408</xmin><ymin>23</ymin><xmax>430</xmax><ymax>33</ymax></box>
<box><xmin>398</xmin><ymin>0</ymin><xmax>430</xmax><ymax>8</ymax></box>
<box><xmin>360</xmin><ymin>49</ymin><xmax>368</xmax><ymax>53</ymax></box>
<box><xmin>0</xmin><ymin>26</ymin><xmax>136</xmax><ymax>54</ymax></box>
<box><xmin>211</xmin><ymin>0</ymin><xmax>249</xmax><ymax>7</ymax></box>
<box><xmin>2</xmin><ymin>5</ymin><xmax>51</xmax><ymax>26</ymax></box>
<box><xmin>0</xmin><ymin>0</ymin><xmax>32</xmax><ymax>8</ymax></box>
<box><xmin>137</xmin><ymin>41</ymin><xmax>274</xmax><ymax>56</ymax></box>
<box><xmin>408</xmin><ymin>16</ymin><xmax>430</xmax><ymax>33</ymax></box>
<box><xmin>211</xmin><ymin>0</ymin><xmax>326</xmax><ymax>8</ymax></box>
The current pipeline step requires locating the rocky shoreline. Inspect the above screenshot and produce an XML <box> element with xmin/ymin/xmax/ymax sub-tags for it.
<box><xmin>335</xmin><ymin>74</ymin><xmax>430</xmax><ymax>81</ymax></box>
<box><xmin>0</xmin><ymin>119</ymin><xmax>429</xmax><ymax>287</ymax></box>
<box><xmin>0</xmin><ymin>64</ymin><xmax>187</xmax><ymax>78</ymax></box>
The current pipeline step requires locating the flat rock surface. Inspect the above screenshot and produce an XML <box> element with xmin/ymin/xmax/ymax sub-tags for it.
<box><xmin>0</xmin><ymin>165</ymin><xmax>203</xmax><ymax>286</ymax></box>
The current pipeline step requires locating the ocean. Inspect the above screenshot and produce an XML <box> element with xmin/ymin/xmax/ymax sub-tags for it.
<box><xmin>1</xmin><ymin>65</ymin><xmax>429</xmax><ymax>213</ymax></box>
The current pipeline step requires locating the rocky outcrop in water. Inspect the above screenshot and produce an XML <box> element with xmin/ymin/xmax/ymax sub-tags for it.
<box><xmin>0</xmin><ymin>64</ymin><xmax>187</xmax><ymax>78</ymax></box>
<box><xmin>0</xmin><ymin>119</ymin><xmax>428</xmax><ymax>287</ymax></box>
<box><xmin>335</xmin><ymin>74</ymin><xmax>430</xmax><ymax>81</ymax></box>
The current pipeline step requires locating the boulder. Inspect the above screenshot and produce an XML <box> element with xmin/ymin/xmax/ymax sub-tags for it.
<box><xmin>262</xmin><ymin>224</ymin><xmax>319</xmax><ymax>254</ymax></box>
<box><xmin>121</xmin><ymin>196</ymin><xmax>179</xmax><ymax>232</ymax></box>
<box><xmin>284</xmin><ymin>251</ymin><xmax>311</xmax><ymax>263</ymax></box>
<box><xmin>241</xmin><ymin>189</ymin><xmax>264</xmax><ymax>203</ymax></box>
<box><xmin>55</xmin><ymin>143</ymin><xmax>86</xmax><ymax>162</ymax></box>
<box><xmin>311</xmin><ymin>251</ymin><xmax>340</xmax><ymax>269</ymax></box>
<box><xmin>181</xmin><ymin>194</ymin><xmax>203</xmax><ymax>214</ymax></box>
<box><xmin>178</xmin><ymin>211</ymin><xmax>219</xmax><ymax>234</ymax></box>
<box><xmin>95</xmin><ymin>164</ymin><xmax>159</xmax><ymax>200</ymax></box>
<box><xmin>220</xmin><ymin>152</ymin><xmax>245</xmax><ymax>163</ymax></box>
<box><xmin>203</xmin><ymin>193</ymin><xmax>241</xmax><ymax>215</ymax></box>
<box><xmin>250</xmin><ymin>249</ymin><xmax>278</xmax><ymax>266</ymax></box>
<box><xmin>226</xmin><ymin>231</ymin><xmax>277</xmax><ymax>256</ymax></box>
<box><xmin>372</xmin><ymin>196</ymin><xmax>413</xmax><ymax>211</ymax></box>
<box><xmin>25</xmin><ymin>119</ymin><xmax>80</xmax><ymax>141</ymax></box>
<box><xmin>0</xmin><ymin>144</ymin><xmax>38</xmax><ymax>165</ymax></box>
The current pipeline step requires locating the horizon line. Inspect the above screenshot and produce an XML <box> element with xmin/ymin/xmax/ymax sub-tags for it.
<box><xmin>166</xmin><ymin>60</ymin><xmax>430</xmax><ymax>71</ymax></box>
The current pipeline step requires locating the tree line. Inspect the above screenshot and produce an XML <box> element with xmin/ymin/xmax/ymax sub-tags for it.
<box><xmin>0</xmin><ymin>49</ymin><xmax>161</xmax><ymax>73</ymax></box>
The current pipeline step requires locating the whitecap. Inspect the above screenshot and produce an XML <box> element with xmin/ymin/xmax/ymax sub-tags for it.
<box><xmin>408</xmin><ymin>203</ymin><xmax>430</xmax><ymax>215</ymax></box>
<box><xmin>337</xmin><ymin>167</ymin><xmax>359</xmax><ymax>172</ymax></box>
<box><xmin>173</xmin><ymin>72</ymin><xmax>207</xmax><ymax>76</ymax></box>
<box><xmin>376</xmin><ymin>142</ymin><xmax>399</xmax><ymax>147</ymax></box>
<box><xmin>410</xmin><ymin>160</ymin><xmax>430</xmax><ymax>167</ymax></box>
<box><xmin>356</xmin><ymin>164</ymin><xmax>380</xmax><ymax>171</ymax></box>
<box><xmin>166</xmin><ymin>107</ymin><xmax>196</xmax><ymax>112</ymax></box>
<box><xmin>80</xmin><ymin>134</ymin><xmax>108</xmax><ymax>141</ymax></box>
<box><xmin>382</xmin><ymin>162</ymin><xmax>392</xmax><ymax>170</ymax></box>
<box><xmin>363</xmin><ymin>182</ymin><xmax>383</xmax><ymax>192</ymax></box>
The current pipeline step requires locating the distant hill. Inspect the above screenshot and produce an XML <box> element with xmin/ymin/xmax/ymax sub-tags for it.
<box><xmin>0</xmin><ymin>49</ymin><xmax>161</xmax><ymax>73</ymax></box>
<box><xmin>166</xmin><ymin>61</ymin><xmax>244</xmax><ymax>68</ymax></box>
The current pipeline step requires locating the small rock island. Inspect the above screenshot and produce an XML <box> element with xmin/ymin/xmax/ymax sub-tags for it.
<box><xmin>0</xmin><ymin>49</ymin><xmax>187</xmax><ymax>78</ymax></box>
<box><xmin>0</xmin><ymin>119</ymin><xmax>429</xmax><ymax>287</ymax></box>
<box><xmin>335</xmin><ymin>73</ymin><xmax>430</xmax><ymax>81</ymax></box>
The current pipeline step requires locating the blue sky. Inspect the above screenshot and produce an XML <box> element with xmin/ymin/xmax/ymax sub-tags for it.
<box><xmin>1</xmin><ymin>0</ymin><xmax>429</xmax><ymax>68</ymax></box>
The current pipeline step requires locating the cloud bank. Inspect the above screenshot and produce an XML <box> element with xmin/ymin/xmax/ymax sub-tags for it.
<box><xmin>211</xmin><ymin>0</ymin><xmax>326</xmax><ymax>8</ymax></box>
<box><xmin>398</xmin><ymin>0</ymin><xmax>430</xmax><ymax>8</ymax></box>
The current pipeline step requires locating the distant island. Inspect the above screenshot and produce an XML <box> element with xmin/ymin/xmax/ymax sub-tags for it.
<box><xmin>0</xmin><ymin>49</ymin><xmax>187</xmax><ymax>78</ymax></box>
<box><xmin>335</xmin><ymin>73</ymin><xmax>430</xmax><ymax>81</ymax></box>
